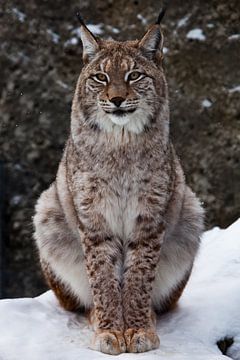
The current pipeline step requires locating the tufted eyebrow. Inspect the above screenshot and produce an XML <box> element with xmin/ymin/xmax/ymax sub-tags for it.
<box><xmin>99</xmin><ymin>58</ymin><xmax>110</xmax><ymax>72</ymax></box>
<box><xmin>100</xmin><ymin>62</ymin><xmax>104</xmax><ymax>72</ymax></box>
<box><xmin>100</xmin><ymin>59</ymin><xmax>109</xmax><ymax>72</ymax></box>
<box><xmin>129</xmin><ymin>59</ymin><xmax>136</xmax><ymax>70</ymax></box>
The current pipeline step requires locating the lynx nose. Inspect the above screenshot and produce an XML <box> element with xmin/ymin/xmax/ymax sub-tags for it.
<box><xmin>110</xmin><ymin>97</ymin><xmax>125</xmax><ymax>107</ymax></box>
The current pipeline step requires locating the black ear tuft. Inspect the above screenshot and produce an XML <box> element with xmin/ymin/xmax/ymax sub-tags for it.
<box><xmin>156</xmin><ymin>0</ymin><xmax>169</xmax><ymax>25</ymax></box>
<box><xmin>75</xmin><ymin>10</ymin><xmax>97</xmax><ymax>41</ymax></box>
<box><xmin>76</xmin><ymin>11</ymin><xmax>86</xmax><ymax>27</ymax></box>
<box><xmin>138</xmin><ymin>1</ymin><xmax>169</xmax><ymax>61</ymax></box>
<box><xmin>75</xmin><ymin>10</ymin><xmax>100</xmax><ymax>63</ymax></box>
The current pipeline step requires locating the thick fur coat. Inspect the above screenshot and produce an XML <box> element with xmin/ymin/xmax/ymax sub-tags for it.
<box><xmin>33</xmin><ymin>19</ymin><xmax>204</xmax><ymax>355</ymax></box>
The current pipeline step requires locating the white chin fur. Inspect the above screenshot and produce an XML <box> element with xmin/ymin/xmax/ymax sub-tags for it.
<box><xmin>109</xmin><ymin>114</ymin><xmax>130</xmax><ymax>126</ymax></box>
<box><xmin>94</xmin><ymin>108</ymin><xmax>150</xmax><ymax>134</ymax></box>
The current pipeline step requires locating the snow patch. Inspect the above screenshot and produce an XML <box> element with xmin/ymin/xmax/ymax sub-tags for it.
<box><xmin>228</xmin><ymin>34</ymin><xmax>240</xmax><ymax>41</ymax></box>
<box><xmin>64</xmin><ymin>37</ymin><xmax>78</xmax><ymax>47</ymax></box>
<box><xmin>65</xmin><ymin>24</ymin><xmax>104</xmax><ymax>47</ymax></box>
<box><xmin>207</xmin><ymin>23</ymin><xmax>215</xmax><ymax>29</ymax></box>
<box><xmin>47</xmin><ymin>29</ymin><xmax>60</xmax><ymax>44</ymax></box>
<box><xmin>137</xmin><ymin>14</ymin><xmax>148</xmax><ymax>26</ymax></box>
<box><xmin>202</xmin><ymin>99</ymin><xmax>212</xmax><ymax>108</ymax></box>
<box><xmin>186</xmin><ymin>28</ymin><xmax>206</xmax><ymax>41</ymax></box>
<box><xmin>1</xmin><ymin>219</ymin><xmax>240</xmax><ymax>359</ymax></box>
<box><xmin>163</xmin><ymin>47</ymin><xmax>169</xmax><ymax>54</ymax></box>
<box><xmin>229</xmin><ymin>85</ymin><xmax>240</xmax><ymax>93</ymax></box>
<box><xmin>72</xmin><ymin>24</ymin><xmax>103</xmax><ymax>38</ymax></box>
<box><xmin>106</xmin><ymin>25</ymin><xmax>120</xmax><ymax>34</ymax></box>
<box><xmin>177</xmin><ymin>15</ymin><xmax>190</xmax><ymax>28</ymax></box>
<box><xmin>87</xmin><ymin>24</ymin><xmax>104</xmax><ymax>35</ymax></box>
<box><xmin>12</xmin><ymin>7</ymin><xmax>26</xmax><ymax>23</ymax></box>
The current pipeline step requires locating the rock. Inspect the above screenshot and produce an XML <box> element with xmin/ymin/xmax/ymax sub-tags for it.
<box><xmin>0</xmin><ymin>0</ymin><xmax>239</xmax><ymax>297</ymax></box>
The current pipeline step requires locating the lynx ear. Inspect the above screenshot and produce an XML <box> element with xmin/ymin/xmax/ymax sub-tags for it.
<box><xmin>138</xmin><ymin>25</ymin><xmax>163</xmax><ymax>60</ymax></box>
<box><xmin>76</xmin><ymin>12</ymin><xmax>100</xmax><ymax>63</ymax></box>
<box><xmin>138</xmin><ymin>4</ymin><xmax>167</xmax><ymax>60</ymax></box>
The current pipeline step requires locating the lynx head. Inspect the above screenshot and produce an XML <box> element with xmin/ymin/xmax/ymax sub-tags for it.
<box><xmin>72</xmin><ymin>9</ymin><xmax>169</xmax><ymax>135</ymax></box>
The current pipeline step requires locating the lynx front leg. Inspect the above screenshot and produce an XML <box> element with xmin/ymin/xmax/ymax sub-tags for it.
<box><xmin>122</xmin><ymin>216</ymin><xmax>165</xmax><ymax>353</ymax></box>
<box><xmin>82</xmin><ymin>230</ymin><xmax>126</xmax><ymax>355</ymax></box>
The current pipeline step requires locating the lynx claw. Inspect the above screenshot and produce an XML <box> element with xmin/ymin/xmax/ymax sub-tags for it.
<box><xmin>91</xmin><ymin>329</ymin><xmax>126</xmax><ymax>355</ymax></box>
<box><xmin>124</xmin><ymin>328</ymin><xmax>160</xmax><ymax>353</ymax></box>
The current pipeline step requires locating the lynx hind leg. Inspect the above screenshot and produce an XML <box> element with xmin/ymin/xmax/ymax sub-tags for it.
<box><xmin>41</xmin><ymin>260</ymin><xmax>82</xmax><ymax>312</ymax></box>
<box><xmin>34</xmin><ymin>183</ymin><xmax>92</xmax><ymax>312</ymax></box>
<box><xmin>155</xmin><ymin>268</ymin><xmax>192</xmax><ymax>315</ymax></box>
<box><xmin>152</xmin><ymin>186</ymin><xmax>204</xmax><ymax>314</ymax></box>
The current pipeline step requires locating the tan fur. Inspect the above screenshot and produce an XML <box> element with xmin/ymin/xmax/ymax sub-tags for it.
<box><xmin>41</xmin><ymin>260</ymin><xmax>81</xmax><ymax>312</ymax></box>
<box><xmin>33</xmin><ymin>21</ymin><xmax>204</xmax><ymax>355</ymax></box>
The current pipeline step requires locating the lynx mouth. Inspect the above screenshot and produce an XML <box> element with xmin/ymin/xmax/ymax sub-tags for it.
<box><xmin>105</xmin><ymin>108</ymin><xmax>136</xmax><ymax>117</ymax></box>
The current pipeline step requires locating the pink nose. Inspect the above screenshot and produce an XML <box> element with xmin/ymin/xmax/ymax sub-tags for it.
<box><xmin>110</xmin><ymin>97</ymin><xmax>125</xmax><ymax>107</ymax></box>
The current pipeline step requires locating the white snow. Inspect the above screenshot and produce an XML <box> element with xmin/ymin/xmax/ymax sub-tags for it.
<box><xmin>202</xmin><ymin>99</ymin><xmax>213</xmax><ymax>108</ymax></box>
<box><xmin>186</xmin><ymin>28</ymin><xmax>206</xmax><ymax>41</ymax></box>
<box><xmin>228</xmin><ymin>34</ymin><xmax>240</xmax><ymax>41</ymax></box>
<box><xmin>163</xmin><ymin>47</ymin><xmax>169</xmax><ymax>55</ymax></box>
<box><xmin>87</xmin><ymin>24</ymin><xmax>104</xmax><ymax>35</ymax></box>
<box><xmin>65</xmin><ymin>24</ymin><xmax>104</xmax><ymax>47</ymax></box>
<box><xmin>207</xmin><ymin>23</ymin><xmax>215</xmax><ymax>29</ymax></box>
<box><xmin>106</xmin><ymin>25</ymin><xmax>120</xmax><ymax>34</ymax></box>
<box><xmin>12</xmin><ymin>8</ymin><xmax>26</xmax><ymax>23</ymax></box>
<box><xmin>229</xmin><ymin>85</ymin><xmax>240</xmax><ymax>93</ymax></box>
<box><xmin>177</xmin><ymin>15</ymin><xmax>190</xmax><ymax>28</ymax></box>
<box><xmin>72</xmin><ymin>24</ymin><xmax>104</xmax><ymax>38</ymax></box>
<box><xmin>1</xmin><ymin>219</ymin><xmax>240</xmax><ymax>359</ymax></box>
<box><xmin>47</xmin><ymin>29</ymin><xmax>60</xmax><ymax>44</ymax></box>
<box><xmin>64</xmin><ymin>37</ymin><xmax>79</xmax><ymax>47</ymax></box>
<box><xmin>137</xmin><ymin>14</ymin><xmax>148</xmax><ymax>26</ymax></box>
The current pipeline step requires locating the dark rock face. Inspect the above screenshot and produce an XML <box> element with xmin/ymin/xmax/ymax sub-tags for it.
<box><xmin>0</xmin><ymin>0</ymin><xmax>239</xmax><ymax>297</ymax></box>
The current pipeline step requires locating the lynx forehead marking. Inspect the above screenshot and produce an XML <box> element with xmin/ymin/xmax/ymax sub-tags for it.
<box><xmin>100</xmin><ymin>56</ymin><xmax>135</xmax><ymax>81</ymax></box>
<box><xmin>120</xmin><ymin>59</ymin><xmax>129</xmax><ymax>72</ymax></box>
<box><xmin>105</xmin><ymin>59</ymin><xmax>112</xmax><ymax>73</ymax></box>
<box><xmin>100</xmin><ymin>62</ymin><xmax>105</xmax><ymax>73</ymax></box>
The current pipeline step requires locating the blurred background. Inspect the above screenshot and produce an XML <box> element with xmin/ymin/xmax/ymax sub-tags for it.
<box><xmin>0</xmin><ymin>0</ymin><xmax>239</xmax><ymax>299</ymax></box>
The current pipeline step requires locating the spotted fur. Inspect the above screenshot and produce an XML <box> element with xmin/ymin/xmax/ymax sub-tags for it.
<box><xmin>33</xmin><ymin>20</ymin><xmax>204</xmax><ymax>355</ymax></box>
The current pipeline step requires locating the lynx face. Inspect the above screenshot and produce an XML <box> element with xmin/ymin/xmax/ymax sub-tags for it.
<box><xmin>76</xmin><ymin>25</ymin><xmax>168</xmax><ymax>134</ymax></box>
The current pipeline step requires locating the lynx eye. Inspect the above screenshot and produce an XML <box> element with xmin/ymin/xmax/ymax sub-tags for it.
<box><xmin>93</xmin><ymin>73</ymin><xmax>108</xmax><ymax>83</ymax></box>
<box><xmin>127</xmin><ymin>71</ymin><xmax>142</xmax><ymax>82</ymax></box>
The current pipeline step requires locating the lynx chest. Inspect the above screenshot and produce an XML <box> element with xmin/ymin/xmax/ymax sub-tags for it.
<box><xmin>76</xmin><ymin>169</ymin><xmax>141</xmax><ymax>241</ymax></box>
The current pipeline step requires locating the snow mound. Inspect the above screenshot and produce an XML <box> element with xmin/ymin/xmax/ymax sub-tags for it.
<box><xmin>186</xmin><ymin>28</ymin><xmax>206</xmax><ymax>41</ymax></box>
<box><xmin>229</xmin><ymin>85</ymin><xmax>240</xmax><ymax>94</ymax></box>
<box><xmin>1</xmin><ymin>219</ymin><xmax>240</xmax><ymax>360</ymax></box>
<box><xmin>201</xmin><ymin>99</ymin><xmax>213</xmax><ymax>108</ymax></box>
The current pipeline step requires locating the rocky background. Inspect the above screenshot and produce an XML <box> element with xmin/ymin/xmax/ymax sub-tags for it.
<box><xmin>0</xmin><ymin>0</ymin><xmax>239</xmax><ymax>298</ymax></box>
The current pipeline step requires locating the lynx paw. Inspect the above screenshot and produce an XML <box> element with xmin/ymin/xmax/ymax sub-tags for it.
<box><xmin>124</xmin><ymin>328</ymin><xmax>160</xmax><ymax>353</ymax></box>
<box><xmin>91</xmin><ymin>329</ymin><xmax>126</xmax><ymax>355</ymax></box>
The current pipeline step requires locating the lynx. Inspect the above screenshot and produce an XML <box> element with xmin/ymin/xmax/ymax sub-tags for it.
<box><xmin>33</xmin><ymin>8</ymin><xmax>204</xmax><ymax>355</ymax></box>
